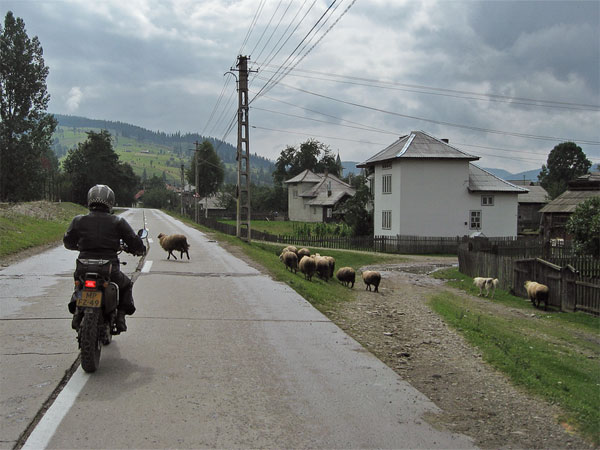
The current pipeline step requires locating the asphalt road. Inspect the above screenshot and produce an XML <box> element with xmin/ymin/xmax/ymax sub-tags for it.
<box><xmin>1</xmin><ymin>208</ymin><xmax>475</xmax><ymax>449</ymax></box>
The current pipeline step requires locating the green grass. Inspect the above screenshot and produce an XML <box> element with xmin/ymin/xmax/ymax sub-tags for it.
<box><xmin>0</xmin><ymin>202</ymin><xmax>87</xmax><ymax>258</ymax></box>
<box><xmin>220</xmin><ymin>219</ymin><xmax>304</xmax><ymax>236</ymax></box>
<box><xmin>431</xmin><ymin>268</ymin><xmax>600</xmax><ymax>444</ymax></box>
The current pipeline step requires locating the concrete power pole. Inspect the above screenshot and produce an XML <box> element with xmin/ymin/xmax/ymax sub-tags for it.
<box><xmin>194</xmin><ymin>140</ymin><xmax>200</xmax><ymax>223</ymax></box>
<box><xmin>180</xmin><ymin>163</ymin><xmax>185</xmax><ymax>216</ymax></box>
<box><xmin>235</xmin><ymin>55</ymin><xmax>252</xmax><ymax>241</ymax></box>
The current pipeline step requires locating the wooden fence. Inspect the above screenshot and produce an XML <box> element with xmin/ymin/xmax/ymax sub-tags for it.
<box><xmin>459</xmin><ymin>237</ymin><xmax>600</xmax><ymax>315</ymax></box>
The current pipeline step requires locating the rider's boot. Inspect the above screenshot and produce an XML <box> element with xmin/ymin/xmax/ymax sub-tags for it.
<box><xmin>71</xmin><ymin>311</ymin><xmax>83</xmax><ymax>330</ymax></box>
<box><xmin>116</xmin><ymin>310</ymin><xmax>127</xmax><ymax>332</ymax></box>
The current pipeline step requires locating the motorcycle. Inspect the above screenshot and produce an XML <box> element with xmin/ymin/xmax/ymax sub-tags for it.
<box><xmin>70</xmin><ymin>228</ymin><xmax>148</xmax><ymax>373</ymax></box>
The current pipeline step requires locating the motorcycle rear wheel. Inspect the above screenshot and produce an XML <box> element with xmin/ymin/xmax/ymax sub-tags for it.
<box><xmin>80</xmin><ymin>312</ymin><xmax>101</xmax><ymax>373</ymax></box>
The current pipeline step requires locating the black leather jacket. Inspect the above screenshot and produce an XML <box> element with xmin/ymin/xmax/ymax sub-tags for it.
<box><xmin>63</xmin><ymin>209</ymin><xmax>145</xmax><ymax>263</ymax></box>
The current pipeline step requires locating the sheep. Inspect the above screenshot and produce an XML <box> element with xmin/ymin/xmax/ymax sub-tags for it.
<box><xmin>298</xmin><ymin>255</ymin><xmax>317</xmax><ymax>281</ymax></box>
<box><xmin>525</xmin><ymin>281</ymin><xmax>550</xmax><ymax>310</ymax></box>
<box><xmin>279</xmin><ymin>250</ymin><xmax>298</xmax><ymax>273</ymax></box>
<box><xmin>314</xmin><ymin>255</ymin><xmax>331</xmax><ymax>282</ymax></box>
<box><xmin>297</xmin><ymin>248</ymin><xmax>310</xmax><ymax>259</ymax></box>
<box><xmin>473</xmin><ymin>277</ymin><xmax>499</xmax><ymax>298</ymax></box>
<box><xmin>336</xmin><ymin>267</ymin><xmax>356</xmax><ymax>288</ymax></box>
<box><xmin>362</xmin><ymin>270</ymin><xmax>381</xmax><ymax>292</ymax></box>
<box><xmin>282</xmin><ymin>245</ymin><xmax>298</xmax><ymax>256</ymax></box>
<box><xmin>157</xmin><ymin>233</ymin><xmax>190</xmax><ymax>260</ymax></box>
<box><xmin>323</xmin><ymin>256</ymin><xmax>335</xmax><ymax>278</ymax></box>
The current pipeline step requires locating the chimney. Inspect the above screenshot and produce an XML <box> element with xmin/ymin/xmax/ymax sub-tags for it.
<box><xmin>441</xmin><ymin>138</ymin><xmax>449</xmax><ymax>143</ymax></box>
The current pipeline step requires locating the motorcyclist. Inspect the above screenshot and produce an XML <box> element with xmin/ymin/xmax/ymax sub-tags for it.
<box><xmin>63</xmin><ymin>184</ymin><xmax>146</xmax><ymax>332</ymax></box>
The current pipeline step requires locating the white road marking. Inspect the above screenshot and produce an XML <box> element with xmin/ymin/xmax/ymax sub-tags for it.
<box><xmin>22</xmin><ymin>367</ymin><xmax>89</xmax><ymax>450</ymax></box>
<box><xmin>148</xmin><ymin>238</ymin><xmax>153</xmax><ymax>243</ymax></box>
<box><xmin>142</xmin><ymin>260</ymin><xmax>153</xmax><ymax>273</ymax></box>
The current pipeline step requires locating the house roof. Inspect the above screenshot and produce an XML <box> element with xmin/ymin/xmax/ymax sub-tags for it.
<box><xmin>284</xmin><ymin>169</ymin><xmax>324</xmax><ymax>184</ymax></box>
<box><xmin>468</xmin><ymin>165</ymin><xmax>528</xmax><ymax>193</ymax></box>
<box><xmin>286</xmin><ymin>169</ymin><xmax>356</xmax><ymax>206</ymax></box>
<box><xmin>198</xmin><ymin>195</ymin><xmax>226</xmax><ymax>210</ymax></box>
<box><xmin>357</xmin><ymin>131</ymin><xmax>479</xmax><ymax>167</ymax></box>
<box><xmin>539</xmin><ymin>174</ymin><xmax>600</xmax><ymax>213</ymax></box>
<box><xmin>508</xmin><ymin>180</ymin><xmax>549</xmax><ymax>204</ymax></box>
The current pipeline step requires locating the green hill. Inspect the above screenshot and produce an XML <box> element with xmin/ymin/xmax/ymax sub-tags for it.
<box><xmin>51</xmin><ymin>114</ymin><xmax>275</xmax><ymax>186</ymax></box>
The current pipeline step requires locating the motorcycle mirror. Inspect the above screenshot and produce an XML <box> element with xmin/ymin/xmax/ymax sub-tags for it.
<box><xmin>138</xmin><ymin>229</ymin><xmax>148</xmax><ymax>239</ymax></box>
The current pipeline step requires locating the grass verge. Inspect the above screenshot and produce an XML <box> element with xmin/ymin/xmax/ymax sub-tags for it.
<box><xmin>0</xmin><ymin>202</ymin><xmax>87</xmax><ymax>259</ymax></box>
<box><xmin>432</xmin><ymin>267</ymin><xmax>600</xmax><ymax>444</ymax></box>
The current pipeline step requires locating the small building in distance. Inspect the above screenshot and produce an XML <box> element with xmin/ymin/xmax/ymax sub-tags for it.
<box><xmin>508</xmin><ymin>180</ymin><xmax>549</xmax><ymax>234</ymax></box>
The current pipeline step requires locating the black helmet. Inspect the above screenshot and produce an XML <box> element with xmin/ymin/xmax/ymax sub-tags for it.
<box><xmin>87</xmin><ymin>184</ymin><xmax>115</xmax><ymax>210</ymax></box>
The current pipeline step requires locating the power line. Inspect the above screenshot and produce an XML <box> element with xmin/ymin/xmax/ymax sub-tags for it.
<box><xmin>258</xmin><ymin>64</ymin><xmax>600</xmax><ymax>111</ymax></box>
<box><xmin>254</xmin><ymin>75</ymin><xmax>600</xmax><ymax>145</ymax></box>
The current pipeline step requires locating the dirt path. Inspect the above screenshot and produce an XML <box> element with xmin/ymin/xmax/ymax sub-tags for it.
<box><xmin>326</xmin><ymin>256</ymin><xmax>594</xmax><ymax>449</ymax></box>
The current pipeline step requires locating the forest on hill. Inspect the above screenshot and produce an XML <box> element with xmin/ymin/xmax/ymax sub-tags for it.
<box><xmin>51</xmin><ymin>114</ymin><xmax>276</xmax><ymax>186</ymax></box>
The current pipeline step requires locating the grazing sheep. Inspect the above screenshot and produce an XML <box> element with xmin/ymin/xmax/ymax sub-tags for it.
<box><xmin>314</xmin><ymin>256</ymin><xmax>331</xmax><ymax>282</ymax></box>
<box><xmin>297</xmin><ymin>248</ymin><xmax>310</xmax><ymax>259</ymax></box>
<box><xmin>473</xmin><ymin>277</ymin><xmax>499</xmax><ymax>298</ymax></box>
<box><xmin>525</xmin><ymin>281</ymin><xmax>550</xmax><ymax>310</ymax></box>
<box><xmin>299</xmin><ymin>255</ymin><xmax>317</xmax><ymax>281</ymax></box>
<box><xmin>324</xmin><ymin>256</ymin><xmax>335</xmax><ymax>278</ymax></box>
<box><xmin>279</xmin><ymin>250</ymin><xmax>298</xmax><ymax>273</ymax></box>
<box><xmin>336</xmin><ymin>267</ymin><xmax>356</xmax><ymax>288</ymax></box>
<box><xmin>157</xmin><ymin>233</ymin><xmax>190</xmax><ymax>260</ymax></box>
<box><xmin>282</xmin><ymin>245</ymin><xmax>298</xmax><ymax>256</ymax></box>
<box><xmin>362</xmin><ymin>270</ymin><xmax>381</xmax><ymax>292</ymax></box>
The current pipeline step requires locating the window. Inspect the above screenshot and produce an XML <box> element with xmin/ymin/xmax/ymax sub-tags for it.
<box><xmin>382</xmin><ymin>174</ymin><xmax>392</xmax><ymax>194</ymax></box>
<box><xmin>293</xmin><ymin>189</ymin><xmax>298</xmax><ymax>199</ymax></box>
<box><xmin>382</xmin><ymin>161</ymin><xmax>392</xmax><ymax>169</ymax></box>
<box><xmin>470</xmin><ymin>210</ymin><xmax>481</xmax><ymax>229</ymax></box>
<box><xmin>481</xmin><ymin>195</ymin><xmax>494</xmax><ymax>206</ymax></box>
<box><xmin>311</xmin><ymin>206</ymin><xmax>317</xmax><ymax>215</ymax></box>
<box><xmin>382</xmin><ymin>210</ymin><xmax>392</xmax><ymax>230</ymax></box>
<box><xmin>326</xmin><ymin>208</ymin><xmax>332</xmax><ymax>218</ymax></box>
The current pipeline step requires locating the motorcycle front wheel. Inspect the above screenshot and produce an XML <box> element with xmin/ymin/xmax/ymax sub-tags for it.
<box><xmin>80</xmin><ymin>312</ymin><xmax>101</xmax><ymax>373</ymax></box>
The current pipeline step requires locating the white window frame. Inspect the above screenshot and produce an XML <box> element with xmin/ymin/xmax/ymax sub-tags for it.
<box><xmin>382</xmin><ymin>210</ymin><xmax>392</xmax><ymax>230</ymax></box>
<box><xmin>382</xmin><ymin>161</ymin><xmax>392</xmax><ymax>170</ymax></box>
<box><xmin>470</xmin><ymin>210</ymin><xmax>482</xmax><ymax>230</ymax></box>
<box><xmin>481</xmin><ymin>195</ymin><xmax>494</xmax><ymax>206</ymax></box>
<box><xmin>326</xmin><ymin>207</ymin><xmax>332</xmax><ymax>218</ymax></box>
<box><xmin>293</xmin><ymin>189</ymin><xmax>298</xmax><ymax>199</ymax></box>
<box><xmin>382</xmin><ymin>174</ymin><xmax>392</xmax><ymax>194</ymax></box>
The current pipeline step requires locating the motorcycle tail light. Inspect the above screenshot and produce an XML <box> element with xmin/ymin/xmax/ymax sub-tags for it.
<box><xmin>84</xmin><ymin>280</ymin><xmax>97</xmax><ymax>289</ymax></box>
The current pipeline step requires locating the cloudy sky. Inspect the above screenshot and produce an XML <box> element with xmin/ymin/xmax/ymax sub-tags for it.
<box><xmin>3</xmin><ymin>0</ymin><xmax>599</xmax><ymax>173</ymax></box>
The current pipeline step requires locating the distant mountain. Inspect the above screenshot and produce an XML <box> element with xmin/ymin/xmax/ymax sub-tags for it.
<box><xmin>483</xmin><ymin>167</ymin><xmax>541</xmax><ymax>182</ymax></box>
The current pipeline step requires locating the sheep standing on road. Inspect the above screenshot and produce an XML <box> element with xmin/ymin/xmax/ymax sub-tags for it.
<box><xmin>473</xmin><ymin>277</ymin><xmax>499</xmax><ymax>298</ymax></box>
<box><xmin>362</xmin><ymin>270</ymin><xmax>381</xmax><ymax>292</ymax></box>
<box><xmin>336</xmin><ymin>267</ymin><xmax>356</xmax><ymax>288</ymax></box>
<box><xmin>157</xmin><ymin>233</ymin><xmax>190</xmax><ymax>260</ymax></box>
<box><xmin>525</xmin><ymin>281</ymin><xmax>550</xmax><ymax>310</ymax></box>
<box><xmin>279</xmin><ymin>250</ymin><xmax>298</xmax><ymax>273</ymax></box>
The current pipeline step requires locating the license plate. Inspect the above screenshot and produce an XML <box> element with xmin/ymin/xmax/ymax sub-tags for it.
<box><xmin>76</xmin><ymin>290</ymin><xmax>102</xmax><ymax>308</ymax></box>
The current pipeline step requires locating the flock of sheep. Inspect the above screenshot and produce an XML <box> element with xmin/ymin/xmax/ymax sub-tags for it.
<box><xmin>279</xmin><ymin>245</ymin><xmax>381</xmax><ymax>292</ymax></box>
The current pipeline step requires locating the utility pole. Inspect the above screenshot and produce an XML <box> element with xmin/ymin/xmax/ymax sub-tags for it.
<box><xmin>194</xmin><ymin>140</ymin><xmax>199</xmax><ymax>223</ymax></box>
<box><xmin>180</xmin><ymin>163</ymin><xmax>185</xmax><ymax>216</ymax></box>
<box><xmin>233</xmin><ymin>55</ymin><xmax>254</xmax><ymax>241</ymax></box>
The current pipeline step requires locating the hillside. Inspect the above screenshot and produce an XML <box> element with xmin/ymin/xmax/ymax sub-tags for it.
<box><xmin>51</xmin><ymin>114</ymin><xmax>275</xmax><ymax>186</ymax></box>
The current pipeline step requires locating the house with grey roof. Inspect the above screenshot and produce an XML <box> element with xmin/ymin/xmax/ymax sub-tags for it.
<box><xmin>508</xmin><ymin>180</ymin><xmax>549</xmax><ymax>233</ymax></box>
<box><xmin>285</xmin><ymin>169</ymin><xmax>356</xmax><ymax>222</ymax></box>
<box><xmin>357</xmin><ymin>131</ymin><xmax>528</xmax><ymax>237</ymax></box>
<box><xmin>538</xmin><ymin>172</ymin><xmax>600</xmax><ymax>242</ymax></box>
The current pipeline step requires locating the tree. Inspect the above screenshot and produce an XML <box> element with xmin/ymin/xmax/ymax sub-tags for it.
<box><xmin>62</xmin><ymin>130</ymin><xmax>140</xmax><ymax>206</ymax></box>
<box><xmin>272</xmin><ymin>139</ymin><xmax>340</xmax><ymax>186</ymax></box>
<box><xmin>0</xmin><ymin>11</ymin><xmax>57</xmax><ymax>201</ymax></box>
<box><xmin>538</xmin><ymin>142</ymin><xmax>591</xmax><ymax>199</ymax></box>
<box><xmin>335</xmin><ymin>174</ymin><xmax>373</xmax><ymax>236</ymax></box>
<box><xmin>566</xmin><ymin>197</ymin><xmax>600</xmax><ymax>256</ymax></box>
<box><xmin>186</xmin><ymin>140</ymin><xmax>224</xmax><ymax>199</ymax></box>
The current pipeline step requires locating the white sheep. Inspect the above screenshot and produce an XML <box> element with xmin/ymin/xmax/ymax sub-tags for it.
<box><xmin>362</xmin><ymin>270</ymin><xmax>381</xmax><ymax>292</ymax></box>
<box><xmin>299</xmin><ymin>255</ymin><xmax>317</xmax><ymax>281</ymax></box>
<box><xmin>157</xmin><ymin>233</ymin><xmax>190</xmax><ymax>260</ymax></box>
<box><xmin>473</xmin><ymin>277</ymin><xmax>499</xmax><ymax>298</ymax></box>
<box><xmin>525</xmin><ymin>281</ymin><xmax>550</xmax><ymax>310</ymax></box>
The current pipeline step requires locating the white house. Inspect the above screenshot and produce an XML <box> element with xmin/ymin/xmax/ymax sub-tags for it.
<box><xmin>357</xmin><ymin>131</ymin><xmax>528</xmax><ymax>237</ymax></box>
<box><xmin>285</xmin><ymin>169</ymin><xmax>356</xmax><ymax>222</ymax></box>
